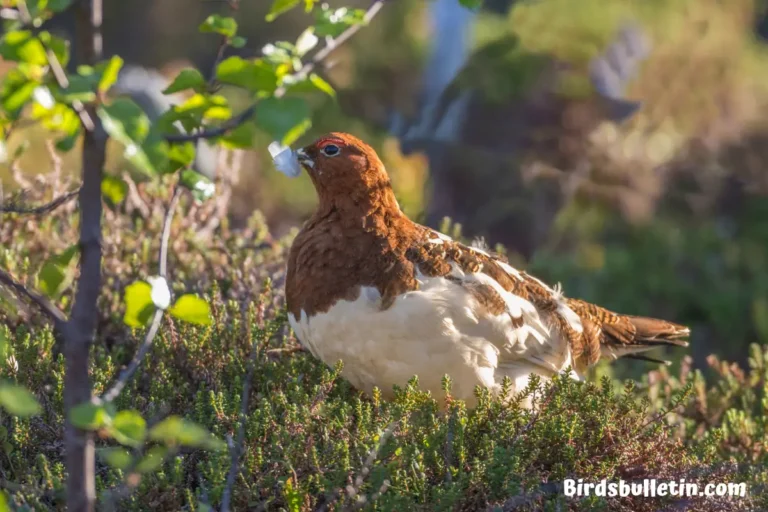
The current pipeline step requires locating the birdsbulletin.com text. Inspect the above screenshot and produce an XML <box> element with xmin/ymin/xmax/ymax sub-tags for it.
<box><xmin>563</xmin><ymin>478</ymin><xmax>747</xmax><ymax>498</ymax></box>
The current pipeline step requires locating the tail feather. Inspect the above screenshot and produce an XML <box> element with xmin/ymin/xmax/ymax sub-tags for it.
<box><xmin>601</xmin><ymin>314</ymin><xmax>690</xmax><ymax>362</ymax></box>
<box><xmin>626</xmin><ymin>315</ymin><xmax>690</xmax><ymax>345</ymax></box>
<box><xmin>623</xmin><ymin>353</ymin><xmax>673</xmax><ymax>366</ymax></box>
<box><xmin>565</xmin><ymin>299</ymin><xmax>690</xmax><ymax>367</ymax></box>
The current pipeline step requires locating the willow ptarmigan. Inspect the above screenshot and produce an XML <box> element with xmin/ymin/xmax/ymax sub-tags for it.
<box><xmin>275</xmin><ymin>132</ymin><xmax>689</xmax><ymax>407</ymax></box>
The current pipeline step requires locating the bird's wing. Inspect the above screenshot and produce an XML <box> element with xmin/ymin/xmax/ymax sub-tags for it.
<box><xmin>406</xmin><ymin>230</ymin><xmax>582</xmax><ymax>373</ymax></box>
<box><xmin>406</xmin><ymin>229</ymin><xmax>689</xmax><ymax>372</ymax></box>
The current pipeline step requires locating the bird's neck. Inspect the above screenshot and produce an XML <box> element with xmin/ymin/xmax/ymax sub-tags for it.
<box><xmin>317</xmin><ymin>178</ymin><xmax>404</xmax><ymax>230</ymax></box>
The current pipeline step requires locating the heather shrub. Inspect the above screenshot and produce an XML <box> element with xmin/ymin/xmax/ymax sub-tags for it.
<box><xmin>1</xmin><ymin>176</ymin><xmax>765</xmax><ymax>511</ymax></box>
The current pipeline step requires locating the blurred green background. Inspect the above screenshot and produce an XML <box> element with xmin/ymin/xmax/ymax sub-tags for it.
<box><xmin>4</xmin><ymin>0</ymin><xmax>768</xmax><ymax>380</ymax></box>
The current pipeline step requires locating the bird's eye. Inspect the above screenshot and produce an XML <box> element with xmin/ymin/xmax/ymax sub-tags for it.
<box><xmin>322</xmin><ymin>144</ymin><xmax>340</xmax><ymax>157</ymax></box>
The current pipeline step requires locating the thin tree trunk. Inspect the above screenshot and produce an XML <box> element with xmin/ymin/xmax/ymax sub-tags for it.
<box><xmin>64</xmin><ymin>1</ymin><xmax>105</xmax><ymax>510</ymax></box>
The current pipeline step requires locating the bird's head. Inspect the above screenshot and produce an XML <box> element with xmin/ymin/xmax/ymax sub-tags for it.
<box><xmin>296</xmin><ymin>133</ymin><xmax>396</xmax><ymax>212</ymax></box>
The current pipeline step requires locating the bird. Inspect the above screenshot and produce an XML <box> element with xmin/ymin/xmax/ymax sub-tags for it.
<box><xmin>284</xmin><ymin>132</ymin><xmax>689</xmax><ymax>407</ymax></box>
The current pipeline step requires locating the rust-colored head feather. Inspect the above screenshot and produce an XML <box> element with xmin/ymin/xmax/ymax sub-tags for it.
<box><xmin>297</xmin><ymin>132</ymin><xmax>396</xmax><ymax>215</ymax></box>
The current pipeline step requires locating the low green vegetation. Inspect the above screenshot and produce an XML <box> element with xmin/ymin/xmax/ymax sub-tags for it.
<box><xmin>1</xmin><ymin>177</ymin><xmax>766</xmax><ymax>510</ymax></box>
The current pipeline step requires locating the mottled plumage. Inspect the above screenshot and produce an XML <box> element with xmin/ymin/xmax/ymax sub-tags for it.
<box><xmin>284</xmin><ymin>132</ymin><xmax>689</xmax><ymax>406</ymax></box>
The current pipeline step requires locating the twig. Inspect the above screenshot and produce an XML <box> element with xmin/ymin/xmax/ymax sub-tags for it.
<box><xmin>165</xmin><ymin>105</ymin><xmax>255</xmax><ymax>143</ymax></box>
<box><xmin>0</xmin><ymin>187</ymin><xmax>80</xmax><ymax>215</ymax></box>
<box><xmin>220</xmin><ymin>300</ymin><xmax>262</xmax><ymax>512</ymax></box>
<box><xmin>314</xmin><ymin>421</ymin><xmax>397</xmax><ymax>512</ymax></box>
<box><xmin>58</xmin><ymin>1</ymin><xmax>106</xmax><ymax>509</ymax></box>
<box><xmin>341</xmin><ymin>421</ymin><xmax>397</xmax><ymax>512</ymax></box>
<box><xmin>0</xmin><ymin>268</ymin><xmax>67</xmax><ymax>325</ymax></box>
<box><xmin>297</xmin><ymin>0</ymin><xmax>385</xmax><ymax>84</ymax></box>
<box><xmin>0</xmin><ymin>8</ymin><xmax>19</xmax><ymax>20</ymax></box>
<box><xmin>510</xmin><ymin>385</ymin><xmax>555</xmax><ymax>446</ymax></box>
<box><xmin>101</xmin><ymin>407</ymin><xmax>174</xmax><ymax>510</ymax></box>
<box><xmin>443</xmin><ymin>409</ymin><xmax>456</xmax><ymax>484</ymax></box>
<box><xmin>0</xmin><ymin>478</ymin><xmax>61</xmax><ymax>499</ymax></box>
<box><xmin>99</xmin><ymin>186</ymin><xmax>182</xmax><ymax>403</ymax></box>
<box><xmin>207</xmin><ymin>0</ymin><xmax>241</xmax><ymax>90</ymax></box>
<box><xmin>165</xmin><ymin>0</ymin><xmax>386</xmax><ymax>143</ymax></box>
<box><xmin>158</xmin><ymin>187</ymin><xmax>180</xmax><ymax>278</ymax></box>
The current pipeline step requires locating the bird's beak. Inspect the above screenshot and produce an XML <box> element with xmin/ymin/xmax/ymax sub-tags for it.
<box><xmin>295</xmin><ymin>148</ymin><xmax>314</xmax><ymax>169</ymax></box>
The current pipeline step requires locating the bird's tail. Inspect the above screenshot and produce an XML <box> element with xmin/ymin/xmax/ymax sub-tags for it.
<box><xmin>565</xmin><ymin>299</ymin><xmax>690</xmax><ymax>368</ymax></box>
<box><xmin>602</xmin><ymin>314</ymin><xmax>690</xmax><ymax>365</ymax></box>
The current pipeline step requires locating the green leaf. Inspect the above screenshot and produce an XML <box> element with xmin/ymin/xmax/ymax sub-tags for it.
<box><xmin>54</xmin><ymin>244</ymin><xmax>78</xmax><ymax>266</ymax></box>
<box><xmin>98</xmin><ymin>56</ymin><xmax>124</xmax><ymax>94</ymax></box>
<box><xmin>74</xmin><ymin>58</ymin><xmax>124</xmax><ymax>97</ymax></box>
<box><xmin>220</xmin><ymin>121</ymin><xmax>256</xmax><ymax>149</ymax></box>
<box><xmin>255</xmin><ymin>97</ymin><xmax>311</xmax><ymax>146</ymax></box>
<box><xmin>261</xmin><ymin>43</ymin><xmax>294</xmax><ymax>67</ymax></box>
<box><xmin>98</xmin><ymin>98</ymin><xmax>150</xmax><ymax>144</ymax></box>
<box><xmin>215</xmin><ymin>57</ymin><xmax>279</xmax><ymax>94</ymax></box>
<box><xmin>0</xmin><ymin>383</ymin><xmax>41</xmax><ymax>417</ymax></box>
<box><xmin>0</xmin><ymin>491</ymin><xmax>9</xmax><ymax>512</ymax></box>
<box><xmin>109</xmin><ymin>410</ymin><xmax>147</xmax><ymax>447</ymax></box>
<box><xmin>101</xmin><ymin>175</ymin><xmax>128</xmax><ymax>206</ymax></box>
<box><xmin>123</xmin><ymin>281</ymin><xmax>155</xmax><ymax>328</ymax></box>
<box><xmin>70</xmin><ymin>402</ymin><xmax>112</xmax><ymax>430</ymax></box>
<box><xmin>180</xmin><ymin>169</ymin><xmax>216</xmax><ymax>202</ymax></box>
<box><xmin>37</xmin><ymin>245</ymin><xmax>77</xmax><ymax>297</ymax></box>
<box><xmin>459</xmin><ymin>0</ymin><xmax>483</xmax><ymax>8</ymax></box>
<box><xmin>231</xmin><ymin>36</ymin><xmax>247</xmax><ymax>49</ymax></box>
<box><xmin>286</xmin><ymin>73</ymin><xmax>336</xmax><ymax>98</ymax></box>
<box><xmin>48</xmin><ymin>0</ymin><xmax>74</xmax><ymax>12</ymax></box>
<box><xmin>149</xmin><ymin>416</ymin><xmax>225</xmax><ymax>450</ymax></box>
<box><xmin>56</xmin><ymin>132</ymin><xmax>79</xmax><ymax>153</ymax></box>
<box><xmin>0</xmin><ymin>31</ymin><xmax>47</xmax><ymax>65</ymax></box>
<box><xmin>284</xmin><ymin>477</ymin><xmax>303</xmax><ymax>512</ymax></box>
<box><xmin>141</xmin><ymin>129</ymin><xmax>173</xmax><ymax>175</ymax></box>
<box><xmin>308</xmin><ymin>73</ymin><xmax>335</xmax><ymax>97</ymax></box>
<box><xmin>0</xmin><ymin>328</ymin><xmax>7</xmax><ymax>361</ymax></box>
<box><xmin>0</xmin><ymin>70</ymin><xmax>38</xmax><ymax>117</ymax></box>
<box><xmin>199</xmin><ymin>14</ymin><xmax>238</xmax><ymax>38</ymax></box>
<box><xmin>24</xmin><ymin>0</ymin><xmax>51</xmax><ymax>19</ymax></box>
<box><xmin>163</xmin><ymin>68</ymin><xmax>207</xmax><ymax>95</ymax></box>
<box><xmin>99</xmin><ymin>447</ymin><xmax>132</xmax><ymax>470</ymax></box>
<box><xmin>32</xmin><ymin>102</ymin><xmax>80</xmax><ymax>136</ymax></box>
<box><xmin>38</xmin><ymin>31</ymin><xmax>70</xmax><ymax>68</ymax></box>
<box><xmin>98</xmin><ymin>99</ymin><xmax>169</xmax><ymax>175</ymax></box>
<box><xmin>57</xmin><ymin>74</ymin><xmax>97</xmax><ymax>103</ymax></box>
<box><xmin>172</xmin><ymin>94</ymin><xmax>231</xmax><ymax>123</ymax></box>
<box><xmin>315</xmin><ymin>6</ymin><xmax>367</xmax><ymax>38</ymax></box>
<box><xmin>266</xmin><ymin>0</ymin><xmax>301</xmax><ymax>21</ymax></box>
<box><xmin>168</xmin><ymin>295</ymin><xmax>212</xmax><ymax>325</ymax></box>
<box><xmin>167</xmin><ymin>141</ymin><xmax>196</xmax><ymax>171</ymax></box>
<box><xmin>38</xmin><ymin>261</ymin><xmax>66</xmax><ymax>297</ymax></box>
<box><xmin>135</xmin><ymin>446</ymin><xmax>168</xmax><ymax>473</ymax></box>
<box><xmin>51</xmin><ymin>245</ymin><xmax>77</xmax><ymax>267</ymax></box>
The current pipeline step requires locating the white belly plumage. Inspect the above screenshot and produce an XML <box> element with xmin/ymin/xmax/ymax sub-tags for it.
<box><xmin>288</xmin><ymin>269</ymin><xmax>581</xmax><ymax>406</ymax></box>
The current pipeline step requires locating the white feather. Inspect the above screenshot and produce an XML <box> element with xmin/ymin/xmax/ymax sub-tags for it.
<box><xmin>291</xmin><ymin>272</ymin><xmax>578</xmax><ymax>407</ymax></box>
